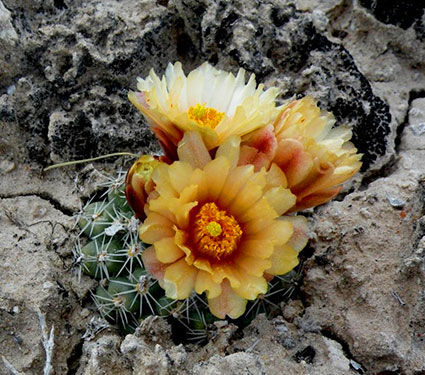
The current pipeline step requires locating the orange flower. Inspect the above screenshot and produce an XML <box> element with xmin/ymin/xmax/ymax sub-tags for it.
<box><xmin>125</xmin><ymin>155</ymin><xmax>160</xmax><ymax>219</ymax></box>
<box><xmin>128</xmin><ymin>62</ymin><xmax>280</xmax><ymax>160</ymax></box>
<box><xmin>139</xmin><ymin>132</ymin><xmax>308</xmax><ymax>319</ymax></box>
<box><xmin>240</xmin><ymin>96</ymin><xmax>362</xmax><ymax>211</ymax></box>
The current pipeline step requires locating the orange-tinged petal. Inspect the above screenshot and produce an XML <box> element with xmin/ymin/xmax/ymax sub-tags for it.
<box><xmin>168</xmin><ymin>161</ymin><xmax>194</xmax><ymax>193</ymax></box>
<box><xmin>139</xmin><ymin>217</ymin><xmax>175</xmax><ymax>244</ymax></box>
<box><xmin>246</xmin><ymin>219</ymin><xmax>293</xmax><ymax>245</ymax></box>
<box><xmin>189</xmin><ymin>168</ymin><xmax>209</xmax><ymax>203</ymax></box>
<box><xmin>264</xmin><ymin>186</ymin><xmax>296</xmax><ymax>216</ymax></box>
<box><xmin>195</xmin><ymin>270</ymin><xmax>222</xmax><ymax>299</ymax></box>
<box><xmin>217</xmin><ymin>165</ymin><xmax>254</xmax><ymax>207</ymax></box>
<box><xmin>204</xmin><ymin>156</ymin><xmax>230</xmax><ymax>201</ymax></box>
<box><xmin>154</xmin><ymin>237</ymin><xmax>185</xmax><ymax>263</ymax></box>
<box><xmin>142</xmin><ymin>246</ymin><xmax>166</xmax><ymax>287</ymax></box>
<box><xmin>208</xmin><ymin>279</ymin><xmax>247</xmax><ymax>319</ymax></box>
<box><xmin>148</xmin><ymin>185</ymin><xmax>198</xmax><ymax>228</ymax></box>
<box><xmin>274</xmin><ymin>138</ymin><xmax>313</xmax><ymax>187</ymax></box>
<box><xmin>174</xmin><ymin>228</ymin><xmax>195</xmax><ymax>265</ymax></box>
<box><xmin>239</xmin><ymin>239</ymin><xmax>274</xmax><ymax>259</ymax></box>
<box><xmin>228</xmin><ymin>171</ymin><xmax>266</xmax><ymax>216</ymax></box>
<box><xmin>233</xmin><ymin>272</ymin><xmax>268</xmax><ymax>300</ymax></box>
<box><xmin>210</xmin><ymin>264</ymin><xmax>241</xmax><ymax>288</ymax></box>
<box><xmin>283</xmin><ymin>216</ymin><xmax>309</xmax><ymax>251</ymax></box>
<box><xmin>177</xmin><ymin>131</ymin><xmax>211</xmax><ymax>168</ymax></box>
<box><xmin>193</xmin><ymin>258</ymin><xmax>213</xmax><ymax>273</ymax></box>
<box><xmin>238</xmin><ymin>197</ymin><xmax>277</xmax><ymax>224</ymax></box>
<box><xmin>151</xmin><ymin>163</ymin><xmax>178</xmax><ymax>198</ymax></box>
<box><xmin>163</xmin><ymin>258</ymin><xmax>198</xmax><ymax>300</ymax></box>
<box><xmin>265</xmin><ymin>244</ymin><xmax>299</xmax><ymax>275</ymax></box>
<box><xmin>291</xmin><ymin>186</ymin><xmax>341</xmax><ymax>212</ymax></box>
<box><xmin>265</xmin><ymin>163</ymin><xmax>288</xmax><ymax>190</ymax></box>
<box><xmin>234</xmin><ymin>253</ymin><xmax>272</xmax><ymax>277</ymax></box>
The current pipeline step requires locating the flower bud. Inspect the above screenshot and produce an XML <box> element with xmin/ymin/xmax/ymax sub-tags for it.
<box><xmin>125</xmin><ymin>155</ymin><xmax>160</xmax><ymax>219</ymax></box>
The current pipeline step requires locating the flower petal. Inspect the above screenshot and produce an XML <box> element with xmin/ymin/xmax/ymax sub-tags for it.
<box><xmin>204</xmin><ymin>156</ymin><xmax>230</xmax><ymax>201</ymax></box>
<box><xmin>233</xmin><ymin>273</ymin><xmax>268</xmax><ymax>300</ymax></box>
<box><xmin>168</xmin><ymin>161</ymin><xmax>195</xmax><ymax>193</ymax></box>
<box><xmin>217</xmin><ymin>165</ymin><xmax>254</xmax><ymax>208</ymax></box>
<box><xmin>139</xmin><ymin>213</ymin><xmax>175</xmax><ymax>243</ymax></box>
<box><xmin>195</xmin><ymin>270</ymin><xmax>222</xmax><ymax>299</ymax></box>
<box><xmin>265</xmin><ymin>244</ymin><xmax>299</xmax><ymax>276</ymax></box>
<box><xmin>208</xmin><ymin>279</ymin><xmax>247</xmax><ymax>319</ymax></box>
<box><xmin>154</xmin><ymin>237</ymin><xmax>185</xmax><ymax>264</ymax></box>
<box><xmin>245</xmin><ymin>218</ymin><xmax>293</xmax><ymax>245</ymax></box>
<box><xmin>215</xmin><ymin>135</ymin><xmax>241</xmax><ymax>169</ymax></box>
<box><xmin>142</xmin><ymin>246</ymin><xmax>166</xmax><ymax>287</ymax></box>
<box><xmin>234</xmin><ymin>253</ymin><xmax>272</xmax><ymax>277</ymax></box>
<box><xmin>177</xmin><ymin>131</ymin><xmax>212</xmax><ymax>168</ymax></box>
<box><xmin>283</xmin><ymin>216</ymin><xmax>309</xmax><ymax>251</ymax></box>
<box><xmin>163</xmin><ymin>258</ymin><xmax>198</xmax><ymax>300</ymax></box>
<box><xmin>239</xmin><ymin>239</ymin><xmax>274</xmax><ymax>259</ymax></box>
<box><xmin>264</xmin><ymin>186</ymin><xmax>296</xmax><ymax>216</ymax></box>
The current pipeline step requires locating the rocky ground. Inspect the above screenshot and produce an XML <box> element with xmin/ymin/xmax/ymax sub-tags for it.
<box><xmin>1</xmin><ymin>0</ymin><xmax>425</xmax><ymax>374</ymax></box>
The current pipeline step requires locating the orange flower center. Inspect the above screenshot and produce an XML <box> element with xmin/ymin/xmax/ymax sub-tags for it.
<box><xmin>187</xmin><ymin>103</ymin><xmax>224</xmax><ymax>129</ymax></box>
<box><xmin>193</xmin><ymin>202</ymin><xmax>242</xmax><ymax>260</ymax></box>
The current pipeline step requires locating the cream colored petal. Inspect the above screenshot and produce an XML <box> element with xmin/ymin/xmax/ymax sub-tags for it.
<box><xmin>195</xmin><ymin>270</ymin><xmax>222</xmax><ymax>299</ymax></box>
<box><xmin>215</xmin><ymin>135</ymin><xmax>241</xmax><ymax>168</ymax></box>
<box><xmin>163</xmin><ymin>258</ymin><xmax>198</xmax><ymax>300</ymax></box>
<box><xmin>154</xmin><ymin>237</ymin><xmax>185</xmax><ymax>264</ymax></box>
<box><xmin>265</xmin><ymin>244</ymin><xmax>299</xmax><ymax>276</ymax></box>
<box><xmin>208</xmin><ymin>279</ymin><xmax>247</xmax><ymax>319</ymax></box>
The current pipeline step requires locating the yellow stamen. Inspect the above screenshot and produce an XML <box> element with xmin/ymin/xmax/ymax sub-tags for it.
<box><xmin>188</xmin><ymin>103</ymin><xmax>225</xmax><ymax>129</ymax></box>
<box><xmin>194</xmin><ymin>202</ymin><xmax>242</xmax><ymax>259</ymax></box>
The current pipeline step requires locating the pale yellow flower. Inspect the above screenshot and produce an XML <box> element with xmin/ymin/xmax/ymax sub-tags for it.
<box><xmin>139</xmin><ymin>132</ymin><xmax>308</xmax><ymax>319</ymax></box>
<box><xmin>128</xmin><ymin>62</ymin><xmax>280</xmax><ymax>158</ymax></box>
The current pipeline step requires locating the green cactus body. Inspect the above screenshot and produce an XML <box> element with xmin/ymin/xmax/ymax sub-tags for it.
<box><xmin>108</xmin><ymin>277</ymin><xmax>140</xmax><ymax>313</ymax></box>
<box><xmin>81</xmin><ymin>237</ymin><xmax>125</xmax><ymax>279</ymax></box>
<box><xmin>78</xmin><ymin>201</ymin><xmax>116</xmax><ymax>238</ymax></box>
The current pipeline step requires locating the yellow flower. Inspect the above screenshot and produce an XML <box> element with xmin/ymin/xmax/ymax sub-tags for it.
<box><xmin>128</xmin><ymin>62</ymin><xmax>280</xmax><ymax>159</ymax></box>
<box><xmin>241</xmin><ymin>96</ymin><xmax>362</xmax><ymax>211</ymax></box>
<box><xmin>139</xmin><ymin>132</ymin><xmax>308</xmax><ymax>319</ymax></box>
